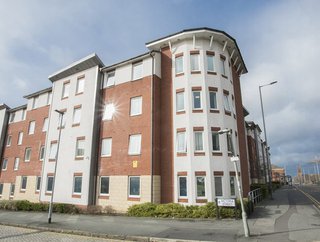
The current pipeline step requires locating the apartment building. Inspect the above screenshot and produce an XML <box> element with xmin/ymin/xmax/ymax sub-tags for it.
<box><xmin>0</xmin><ymin>28</ymin><xmax>251</xmax><ymax>212</ymax></box>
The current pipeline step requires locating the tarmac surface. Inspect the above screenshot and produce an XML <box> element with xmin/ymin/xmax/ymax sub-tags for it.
<box><xmin>0</xmin><ymin>185</ymin><xmax>319</xmax><ymax>241</ymax></box>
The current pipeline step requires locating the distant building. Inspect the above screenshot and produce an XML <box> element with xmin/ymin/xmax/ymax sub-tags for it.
<box><xmin>271</xmin><ymin>165</ymin><xmax>285</xmax><ymax>183</ymax></box>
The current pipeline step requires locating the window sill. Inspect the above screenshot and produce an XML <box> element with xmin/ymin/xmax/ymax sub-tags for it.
<box><xmin>75</xmin><ymin>92</ymin><xmax>84</xmax><ymax>96</ymax></box>
<box><xmin>61</xmin><ymin>97</ymin><xmax>69</xmax><ymax>100</ymax></box>
<box><xmin>49</xmin><ymin>159</ymin><xmax>56</xmax><ymax>162</ymax></box>
<box><xmin>221</xmin><ymin>74</ymin><xmax>228</xmax><ymax>79</ymax></box>
<box><xmin>128</xmin><ymin>153</ymin><xmax>141</xmax><ymax>156</ymax></box>
<box><xmin>104</xmin><ymin>85</ymin><xmax>115</xmax><ymax>89</ymax></box>
<box><xmin>177</xmin><ymin>152</ymin><xmax>187</xmax><ymax>157</ymax></box>
<box><xmin>72</xmin><ymin>123</ymin><xmax>80</xmax><ymax>127</ymax></box>
<box><xmin>175</xmin><ymin>73</ymin><xmax>184</xmax><ymax>77</ymax></box>
<box><xmin>131</xmin><ymin>77</ymin><xmax>143</xmax><ymax>82</ymax></box>
<box><xmin>207</xmin><ymin>71</ymin><xmax>217</xmax><ymax>75</ymax></box>
<box><xmin>228</xmin><ymin>152</ymin><xmax>233</xmax><ymax>157</ymax></box>
<box><xmin>178</xmin><ymin>198</ymin><xmax>188</xmax><ymax>203</ymax></box>
<box><xmin>196</xmin><ymin>198</ymin><xmax>207</xmax><ymax>203</ymax></box>
<box><xmin>130</xmin><ymin>113</ymin><xmax>142</xmax><ymax>117</ymax></box>
<box><xmin>191</xmin><ymin>71</ymin><xmax>201</xmax><ymax>74</ymax></box>
<box><xmin>176</xmin><ymin>111</ymin><xmax>186</xmax><ymax>115</ymax></box>
<box><xmin>210</xmin><ymin>109</ymin><xmax>220</xmax><ymax>113</ymax></box>
<box><xmin>75</xmin><ymin>156</ymin><xmax>84</xmax><ymax>160</ymax></box>
<box><xmin>224</xmin><ymin>110</ymin><xmax>232</xmax><ymax>116</ymax></box>
<box><xmin>72</xmin><ymin>194</ymin><xmax>82</xmax><ymax>198</ymax></box>
<box><xmin>128</xmin><ymin>197</ymin><xmax>140</xmax><ymax>201</ymax></box>
<box><xmin>35</xmin><ymin>191</ymin><xmax>40</xmax><ymax>194</ymax></box>
<box><xmin>192</xmin><ymin>109</ymin><xmax>203</xmax><ymax>113</ymax></box>
<box><xmin>212</xmin><ymin>152</ymin><xmax>223</xmax><ymax>156</ymax></box>
<box><xmin>101</xmin><ymin>155</ymin><xmax>111</xmax><ymax>158</ymax></box>
<box><xmin>98</xmin><ymin>195</ymin><xmax>109</xmax><ymax>199</ymax></box>
<box><xmin>20</xmin><ymin>190</ymin><xmax>26</xmax><ymax>193</ymax></box>
<box><xmin>24</xmin><ymin>160</ymin><xmax>30</xmax><ymax>163</ymax></box>
<box><xmin>194</xmin><ymin>152</ymin><xmax>205</xmax><ymax>156</ymax></box>
<box><xmin>45</xmin><ymin>192</ymin><xmax>52</xmax><ymax>196</ymax></box>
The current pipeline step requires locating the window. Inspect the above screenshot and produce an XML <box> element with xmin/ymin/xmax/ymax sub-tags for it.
<box><xmin>194</xmin><ymin>132</ymin><xmax>204</xmax><ymax>152</ymax></box>
<box><xmin>76</xmin><ymin>77</ymin><xmax>85</xmax><ymax>94</ymax></box>
<box><xmin>49</xmin><ymin>142</ymin><xmax>57</xmax><ymax>160</ymax></box>
<box><xmin>46</xmin><ymin>176</ymin><xmax>54</xmax><ymax>192</ymax></box>
<box><xmin>0</xmin><ymin>183</ymin><xmax>3</xmax><ymax>195</ymax></box>
<box><xmin>212</xmin><ymin>132</ymin><xmax>220</xmax><ymax>151</ymax></box>
<box><xmin>223</xmin><ymin>94</ymin><xmax>231</xmax><ymax>112</ymax></box>
<box><xmin>214</xmin><ymin>177</ymin><xmax>223</xmax><ymax>196</ymax></box>
<box><xmin>100</xmin><ymin>177</ymin><xmax>109</xmax><ymax>195</ymax></box>
<box><xmin>21</xmin><ymin>176</ymin><xmax>27</xmax><ymax>190</ymax></box>
<box><xmin>28</xmin><ymin>121</ymin><xmax>35</xmax><ymax>135</ymax></box>
<box><xmin>24</xmin><ymin>148</ymin><xmax>31</xmax><ymax>162</ymax></box>
<box><xmin>175</xmin><ymin>55</ymin><xmax>183</xmax><ymax>74</ymax></box>
<box><xmin>18</xmin><ymin>132</ymin><xmax>23</xmax><ymax>145</ymax></box>
<box><xmin>39</xmin><ymin>146</ymin><xmax>45</xmax><ymax>161</ymax></box>
<box><xmin>76</xmin><ymin>138</ymin><xmax>85</xmax><ymax>158</ymax></box>
<box><xmin>190</xmin><ymin>53</ymin><xmax>200</xmax><ymax>72</ymax></box>
<box><xmin>13</xmin><ymin>158</ymin><xmax>19</xmax><ymax>171</ymax></box>
<box><xmin>103</xmin><ymin>71</ymin><xmax>115</xmax><ymax>88</ymax></box>
<box><xmin>36</xmin><ymin>176</ymin><xmax>41</xmax><ymax>191</ymax></box>
<box><xmin>130</xmin><ymin>96</ymin><xmax>142</xmax><ymax>116</ymax></box>
<box><xmin>176</xmin><ymin>92</ymin><xmax>185</xmax><ymax>112</ymax></box>
<box><xmin>73</xmin><ymin>106</ymin><xmax>81</xmax><ymax>125</ymax></box>
<box><xmin>132</xmin><ymin>62</ymin><xmax>143</xmax><ymax>80</ymax></box>
<box><xmin>62</xmin><ymin>82</ymin><xmax>70</xmax><ymax>99</ymax></box>
<box><xmin>10</xmin><ymin>184</ymin><xmax>15</xmax><ymax>196</ymax></box>
<box><xmin>47</xmin><ymin>92</ymin><xmax>52</xmax><ymax>105</ymax></box>
<box><xmin>196</xmin><ymin>176</ymin><xmax>206</xmax><ymax>197</ymax></box>
<box><xmin>21</xmin><ymin>109</ymin><xmax>26</xmax><ymax>120</ymax></box>
<box><xmin>9</xmin><ymin>112</ymin><xmax>15</xmax><ymax>123</ymax></box>
<box><xmin>230</xmin><ymin>176</ymin><xmax>236</xmax><ymax>196</ymax></box>
<box><xmin>103</xmin><ymin>103</ymin><xmax>115</xmax><ymax>120</ymax></box>
<box><xmin>192</xmin><ymin>91</ymin><xmax>202</xmax><ymax>109</ymax></box>
<box><xmin>6</xmin><ymin>135</ymin><xmax>12</xmax><ymax>146</ymax></box>
<box><xmin>42</xmin><ymin>118</ymin><xmax>48</xmax><ymax>132</ymax></box>
<box><xmin>73</xmin><ymin>176</ymin><xmax>82</xmax><ymax>194</ymax></box>
<box><xmin>178</xmin><ymin>176</ymin><xmax>187</xmax><ymax>197</ymax></box>
<box><xmin>129</xmin><ymin>176</ymin><xmax>140</xmax><ymax>197</ymax></box>
<box><xmin>176</xmin><ymin>131</ymin><xmax>187</xmax><ymax>153</ymax></box>
<box><xmin>207</xmin><ymin>55</ymin><xmax>215</xmax><ymax>72</ymax></box>
<box><xmin>128</xmin><ymin>134</ymin><xmax>141</xmax><ymax>155</ymax></box>
<box><xmin>32</xmin><ymin>96</ymin><xmax>39</xmax><ymax>109</ymax></box>
<box><xmin>57</xmin><ymin>111</ymin><xmax>66</xmax><ymax>128</ymax></box>
<box><xmin>220</xmin><ymin>57</ymin><xmax>226</xmax><ymax>76</ymax></box>
<box><xmin>2</xmin><ymin>159</ymin><xmax>8</xmax><ymax>170</ymax></box>
<box><xmin>101</xmin><ymin>138</ymin><xmax>112</xmax><ymax>157</ymax></box>
<box><xmin>227</xmin><ymin>133</ymin><xmax>233</xmax><ymax>153</ymax></box>
<box><xmin>209</xmin><ymin>92</ymin><xmax>217</xmax><ymax>110</ymax></box>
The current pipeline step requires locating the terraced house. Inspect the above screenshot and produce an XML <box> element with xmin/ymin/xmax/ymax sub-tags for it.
<box><xmin>0</xmin><ymin>28</ymin><xmax>251</xmax><ymax>212</ymax></box>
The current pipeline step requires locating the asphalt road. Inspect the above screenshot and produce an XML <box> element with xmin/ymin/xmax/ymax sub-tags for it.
<box><xmin>296</xmin><ymin>184</ymin><xmax>320</xmax><ymax>205</ymax></box>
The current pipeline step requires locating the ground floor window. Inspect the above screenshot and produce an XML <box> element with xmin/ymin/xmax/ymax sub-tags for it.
<box><xmin>10</xmin><ymin>183</ymin><xmax>15</xmax><ymax>196</ymax></box>
<box><xmin>129</xmin><ymin>176</ymin><xmax>140</xmax><ymax>197</ymax></box>
<box><xmin>100</xmin><ymin>176</ymin><xmax>110</xmax><ymax>195</ymax></box>
<box><xmin>178</xmin><ymin>176</ymin><xmax>187</xmax><ymax>197</ymax></box>
<box><xmin>230</xmin><ymin>176</ymin><xmax>236</xmax><ymax>196</ymax></box>
<box><xmin>36</xmin><ymin>176</ymin><xmax>41</xmax><ymax>191</ymax></box>
<box><xmin>46</xmin><ymin>176</ymin><xmax>54</xmax><ymax>193</ymax></box>
<box><xmin>73</xmin><ymin>176</ymin><xmax>82</xmax><ymax>194</ymax></box>
<box><xmin>196</xmin><ymin>176</ymin><xmax>206</xmax><ymax>197</ymax></box>
<box><xmin>0</xmin><ymin>183</ymin><xmax>3</xmax><ymax>195</ymax></box>
<box><xmin>21</xmin><ymin>176</ymin><xmax>27</xmax><ymax>190</ymax></box>
<box><xmin>214</xmin><ymin>177</ymin><xmax>223</xmax><ymax>196</ymax></box>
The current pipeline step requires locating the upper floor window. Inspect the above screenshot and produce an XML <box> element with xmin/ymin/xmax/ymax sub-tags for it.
<box><xmin>9</xmin><ymin>112</ymin><xmax>15</xmax><ymax>123</ymax></box>
<box><xmin>176</xmin><ymin>131</ymin><xmax>187</xmax><ymax>153</ymax></box>
<box><xmin>39</xmin><ymin>145</ymin><xmax>45</xmax><ymax>161</ymax></box>
<box><xmin>190</xmin><ymin>53</ymin><xmax>200</xmax><ymax>72</ymax></box>
<box><xmin>194</xmin><ymin>131</ymin><xmax>204</xmax><ymax>152</ymax></box>
<box><xmin>192</xmin><ymin>91</ymin><xmax>202</xmax><ymax>110</ymax></box>
<box><xmin>75</xmin><ymin>137</ymin><xmax>85</xmax><ymax>158</ymax></box>
<box><xmin>28</xmin><ymin>121</ymin><xmax>35</xmax><ymax>135</ymax></box>
<box><xmin>24</xmin><ymin>147</ymin><xmax>31</xmax><ymax>162</ymax></box>
<box><xmin>176</xmin><ymin>91</ymin><xmax>185</xmax><ymax>112</ymax></box>
<box><xmin>76</xmin><ymin>76</ymin><xmax>85</xmax><ymax>94</ymax></box>
<box><xmin>101</xmin><ymin>138</ymin><xmax>112</xmax><ymax>157</ymax></box>
<box><xmin>17</xmin><ymin>132</ymin><xmax>23</xmax><ymax>145</ymax></box>
<box><xmin>42</xmin><ymin>118</ymin><xmax>48</xmax><ymax>132</ymax></box>
<box><xmin>227</xmin><ymin>133</ymin><xmax>233</xmax><ymax>153</ymax></box>
<box><xmin>2</xmin><ymin>159</ymin><xmax>8</xmax><ymax>170</ymax></box>
<box><xmin>209</xmin><ymin>91</ymin><xmax>217</xmax><ymax>110</ymax></box>
<box><xmin>212</xmin><ymin>132</ymin><xmax>220</xmax><ymax>151</ymax></box>
<box><xmin>175</xmin><ymin>55</ymin><xmax>183</xmax><ymax>75</ymax></box>
<box><xmin>73</xmin><ymin>106</ymin><xmax>82</xmax><ymax>125</ymax></box>
<box><xmin>207</xmin><ymin>53</ymin><xmax>215</xmax><ymax>72</ymax></box>
<box><xmin>22</xmin><ymin>109</ymin><xmax>26</xmax><ymax>120</ymax></box>
<box><xmin>103</xmin><ymin>71</ymin><xmax>115</xmax><ymax>88</ymax></box>
<box><xmin>62</xmin><ymin>82</ymin><xmax>70</xmax><ymax>99</ymax></box>
<box><xmin>128</xmin><ymin>134</ymin><xmax>141</xmax><ymax>155</ymax></box>
<box><xmin>6</xmin><ymin>135</ymin><xmax>12</xmax><ymax>147</ymax></box>
<box><xmin>103</xmin><ymin>103</ymin><xmax>115</xmax><ymax>121</ymax></box>
<box><xmin>47</xmin><ymin>92</ymin><xmax>52</xmax><ymax>105</ymax></box>
<box><xmin>13</xmin><ymin>158</ymin><xmax>19</xmax><ymax>171</ymax></box>
<box><xmin>220</xmin><ymin>55</ymin><xmax>226</xmax><ymax>76</ymax></box>
<box><xmin>49</xmin><ymin>142</ymin><xmax>57</xmax><ymax>160</ymax></box>
<box><xmin>130</xmin><ymin>96</ymin><xmax>142</xmax><ymax>116</ymax></box>
<box><xmin>132</xmin><ymin>62</ymin><xmax>143</xmax><ymax>80</ymax></box>
<box><xmin>223</xmin><ymin>93</ymin><xmax>231</xmax><ymax>112</ymax></box>
<box><xmin>32</xmin><ymin>96</ymin><xmax>39</xmax><ymax>109</ymax></box>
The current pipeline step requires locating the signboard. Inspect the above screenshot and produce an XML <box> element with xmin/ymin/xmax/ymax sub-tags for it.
<box><xmin>217</xmin><ymin>198</ymin><xmax>236</xmax><ymax>207</ymax></box>
<box><xmin>132</xmin><ymin>160</ymin><xmax>138</xmax><ymax>168</ymax></box>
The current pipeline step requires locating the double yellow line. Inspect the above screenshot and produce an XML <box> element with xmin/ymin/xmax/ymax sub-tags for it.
<box><xmin>295</xmin><ymin>186</ymin><xmax>320</xmax><ymax>211</ymax></box>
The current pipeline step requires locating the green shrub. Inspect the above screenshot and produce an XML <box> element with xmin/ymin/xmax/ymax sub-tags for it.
<box><xmin>154</xmin><ymin>203</ymin><xmax>187</xmax><ymax>218</ymax></box>
<box><xmin>53</xmin><ymin>203</ymin><xmax>79</xmax><ymax>214</ymax></box>
<box><xmin>15</xmin><ymin>200</ymin><xmax>32</xmax><ymax>211</ymax></box>
<box><xmin>127</xmin><ymin>202</ymin><xmax>157</xmax><ymax>217</ymax></box>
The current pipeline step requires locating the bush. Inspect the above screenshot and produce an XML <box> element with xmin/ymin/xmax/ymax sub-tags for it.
<box><xmin>127</xmin><ymin>202</ymin><xmax>156</xmax><ymax>217</ymax></box>
<box><xmin>15</xmin><ymin>200</ymin><xmax>32</xmax><ymax>211</ymax></box>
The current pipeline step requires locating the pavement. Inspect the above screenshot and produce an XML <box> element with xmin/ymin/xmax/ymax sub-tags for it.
<box><xmin>0</xmin><ymin>186</ymin><xmax>319</xmax><ymax>241</ymax></box>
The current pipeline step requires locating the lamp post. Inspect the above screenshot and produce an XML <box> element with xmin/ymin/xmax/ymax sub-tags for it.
<box><xmin>48</xmin><ymin>109</ymin><xmax>65</xmax><ymax>224</ymax></box>
<box><xmin>218</xmin><ymin>128</ymin><xmax>250</xmax><ymax>237</ymax></box>
<box><xmin>259</xmin><ymin>81</ymin><xmax>277</xmax><ymax>199</ymax></box>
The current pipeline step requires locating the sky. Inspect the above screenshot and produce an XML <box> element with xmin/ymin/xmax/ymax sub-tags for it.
<box><xmin>0</xmin><ymin>0</ymin><xmax>319</xmax><ymax>176</ymax></box>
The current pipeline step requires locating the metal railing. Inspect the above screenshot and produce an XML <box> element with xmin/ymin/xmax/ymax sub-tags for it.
<box><xmin>248</xmin><ymin>188</ymin><xmax>263</xmax><ymax>205</ymax></box>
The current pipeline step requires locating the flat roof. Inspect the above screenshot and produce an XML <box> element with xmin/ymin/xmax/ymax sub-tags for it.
<box><xmin>8</xmin><ymin>104</ymin><xmax>27</xmax><ymax>113</ymax></box>
<box><xmin>23</xmin><ymin>87</ymin><xmax>52</xmax><ymax>99</ymax></box>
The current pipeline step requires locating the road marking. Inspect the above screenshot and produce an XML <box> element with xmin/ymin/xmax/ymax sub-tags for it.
<box><xmin>294</xmin><ymin>186</ymin><xmax>320</xmax><ymax>211</ymax></box>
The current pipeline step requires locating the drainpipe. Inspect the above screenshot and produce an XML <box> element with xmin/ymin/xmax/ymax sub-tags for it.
<box><xmin>149</xmin><ymin>51</ymin><xmax>155</xmax><ymax>203</ymax></box>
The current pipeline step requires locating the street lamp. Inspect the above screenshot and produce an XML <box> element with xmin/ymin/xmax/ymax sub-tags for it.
<box><xmin>259</xmin><ymin>81</ymin><xmax>277</xmax><ymax>199</ymax></box>
<box><xmin>48</xmin><ymin>109</ymin><xmax>65</xmax><ymax>224</ymax></box>
<box><xmin>218</xmin><ymin>128</ymin><xmax>250</xmax><ymax>238</ymax></box>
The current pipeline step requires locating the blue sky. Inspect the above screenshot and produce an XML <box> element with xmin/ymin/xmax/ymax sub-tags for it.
<box><xmin>1</xmin><ymin>0</ymin><xmax>319</xmax><ymax>176</ymax></box>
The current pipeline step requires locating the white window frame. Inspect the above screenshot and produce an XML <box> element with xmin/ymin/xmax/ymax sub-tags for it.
<box><xmin>47</xmin><ymin>92</ymin><xmax>52</xmax><ymax>105</ymax></box>
<box><xmin>24</xmin><ymin>148</ymin><xmax>31</xmax><ymax>162</ymax></box>
<box><xmin>49</xmin><ymin>143</ymin><xmax>57</xmax><ymax>160</ymax></box>
<box><xmin>6</xmin><ymin>135</ymin><xmax>12</xmax><ymax>147</ymax></box>
<box><xmin>42</xmin><ymin>118</ymin><xmax>48</xmax><ymax>132</ymax></box>
<box><xmin>103</xmin><ymin>71</ymin><xmax>115</xmax><ymax>88</ymax></box>
<box><xmin>230</xmin><ymin>176</ymin><xmax>236</xmax><ymax>196</ymax></box>
<box><xmin>220</xmin><ymin>57</ymin><xmax>226</xmax><ymax>76</ymax></box>
<box><xmin>2</xmin><ymin>159</ymin><xmax>8</xmax><ymax>170</ymax></box>
<box><xmin>176</xmin><ymin>92</ymin><xmax>185</xmax><ymax>112</ymax></box>
<box><xmin>194</xmin><ymin>131</ymin><xmax>204</xmax><ymax>152</ymax></box>
<box><xmin>128</xmin><ymin>176</ymin><xmax>140</xmax><ymax>198</ymax></box>
<box><xmin>76</xmin><ymin>77</ymin><xmax>85</xmax><ymax>94</ymax></box>
<box><xmin>223</xmin><ymin>94</ymin><xmax>231</xmax><ymax>112</ymax></box>
<box><xmin>196</xmin><ymin>176</ymin><xmax>206</xmax><ymax>198</ymax></box>
<box><xmin>101</xmin><ymin>138</ymin><xmax>112</xmax><ymax>157</ymax></box>
<box><xmin>18</xmin><ymin>132</ymin><xmax>23</xmax><ymax>145</ymax></box>
<box><xmin>175</xmin><ymin>56</ymin><xmax>183</xmax><ymax>74</ymax></box>
<box><xmin>176</xmin><ymin>131</ymin><xmax>187</xmax><ymax>153</ymax></box>
<box><xmin>73</xmin><ymin>176</ymin><xmax>82</xmax><ymax>194</ymax></box>
<box><xmin>28</xmin><ymin>121</ymin><xmax>35</xmax><ymax>135</ymax></box>
<box><xmin>36</xmin><ymin>176</ymin><xmax>41</xmax><ymax>192</ymax></box>
<box><xmin>103</xmin><ymin>103</ymin><xmax>115</xmax><ymax>120</ymax></box>
<box><xmin>13</xmin><ymin>158</ymin><xmax>19</xmax><ymax>171</ymax></box>
<box><xmin>9</xmin><ymin>112</ymin><xmax>15</xmax><ymax>123</ymax></box>
<box><xmin>72</xmin><ymin>107</ymin><xmax>82</xmax><ymax>125</ymax></box>
<box><xmin>10</xmin><ymin>183</ymin><xmax>15</xmax><ymax>197</ymax></box>
<box><xmin>75</xmin><ymin>139</ymin><xmax>85</xmax><ymax>158</ymax></box>
<box><xmin>22</xmin><ymin>109</ymin><xmax>26</xmax><ymax>120</ymax></box>
<box><xmin>192</xmin><ymin>91</ymin><xmax>202</xmax><ymax>110</ymax></box>
<box><xmin>209</xmin><ymin>91</ymin><xmax>218</xmax><ymax>110</ymax></box>
<box><xmin>39</xmin><ymin>145</ymin><xmax>45</xmax><ymax>161</ymax></box>
<box><xmin>46</xmin><ymin>176</ymin><xmax>54</xmax><ymax>193</ymax></box>
<box><xmin>100</xmin><ymin>176</ymin><xmax>110</xmax><ymax>195</ymax></box>
<box><xmin>178</xmin><ymin>176</ymin><xmax>187</xmax><ymax>198</ymax></box>
<box><xmin>190</xmin><ymin>53</ymin><xmax>200</xmax><ymax>72</ymax></box>
<box><xmin>132</xmin><ymin>62</ymin><xmax>143</xmax><ymax>81</ymax></box>
<box><xmin>207</xmin><ymin>55</ymin><xmax>215</xmax><ymax>72</ymax></box>
<box><xmin>62</xmin><ymin>82</ymin><xmax>70</xmax><ymax>99</ymax></box>
<box><xmin>32</xmin><ymin>96</ymin><xmax>39</xmax><ymax>109</ymax></box>
<box><xmin>130</xmin><ymin>96</ymin><xmax>142</xmax><ymax>116</ymax></box>
<box><xmin>128</xmin><ymin>134</ymin><xmax>141</xmax><ymax>155</ymax></box>
<box><xmin>211</xmin><ymin>132</ymin><xmax>220</xmax><ymax>151</ymax></box>
<box><xmin>214</xmin><ymin>176</ymin><xmax>223</xmax><ymax>197</ymax></box>
<box><xmin>21</xmin><ymin>176</ymin><xmax>27</xmax><ymax>191</ymax></box>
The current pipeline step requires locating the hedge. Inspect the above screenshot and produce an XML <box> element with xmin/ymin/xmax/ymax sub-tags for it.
<box><xmin>0</xmin><ymin>200</ymin><xmax>79</xmax><ymax>214</ymax></box>
<box><xmin>127</xmin><ymin>200</ymin><xmax>248</xmax><ymax>219</ymax></box>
